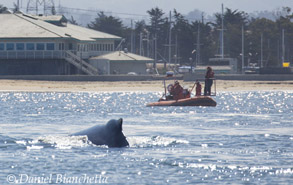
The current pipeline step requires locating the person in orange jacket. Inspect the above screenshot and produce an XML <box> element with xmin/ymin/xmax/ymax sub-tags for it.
<box><xmin>195</xmin><ymin>80</ymin><xmax>202</xmax><ymax>96</ymax></box>
<box><xmin>170</xmin><ymin>81</ymin><xmax>184</xmax><ymax>100</ymax></box>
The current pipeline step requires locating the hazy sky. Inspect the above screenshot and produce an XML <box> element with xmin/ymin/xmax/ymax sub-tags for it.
<box><xmin>2</xmin><ymin>0</ymin><xmax>293</xmax><ymax>16</ymax></box>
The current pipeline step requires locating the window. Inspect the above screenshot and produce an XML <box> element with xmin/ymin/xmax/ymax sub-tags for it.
<box><xmin>58</xmin><ymin>43</ymin><xmax>64</xmax><ymax>50</ymax></box>
<box><xmin>46</xmin><ymin>43</ymin><xmax>55</xmax><ymax>50</ymax></box>
<box><xmin>68</xmin><ymin>43</ymin><xmax>73</xmax><ymax>50</ymax></box>
<box><xmin>36</xmin><ymin>43</ymin><xmax>45</xmax><ymax>50</ymax></box>
<box><xmin>16</xmin><ymin>43</ymin><xmax>25</xmax><ymax>50</ymax></box>
<box><xmin>0</xmin><ymin>43</ymin><xmax>4</xmax><ymax>50</ymax></box>
<box><xmin>6</xmin><ymin>43</ymin><xmax>14</xmax><ymax>50</ymax></box>
<box><xmin>78</xmin><ymin>44</ymin><xmax>85</xmax><ymax>51</ymax></box>
<box><xmin>26</xmin><ymin>43</ymin><xmax>35</xmax><ymax>50</ymax></box>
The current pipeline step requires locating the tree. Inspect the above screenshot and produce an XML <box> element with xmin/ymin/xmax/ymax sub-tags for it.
<box><xmin>88</xmin><ymin>12</ymin><xmax>124</xmax><ymax>37</ymax></box>
<box><xmin>68</xmin><ymin>16</ymin><xmax>78</xmax><ymax>25</ymax></box>
<box><xmin>172</xmin><ymin>9</ymin><xmax>193</xmax><ymax>64</ymax></box>
<box><xmin>0</xmin><ymin>4</ymin><xmax>8</xmax><ymax>13</ymax></box>
<box><xmin>248</xmin><ymin>18</ymin><xmax>278</xmax><ymax>66</ymax></box>
<box><xmin>147</xmin><ymin>7</ymin><xmax>166</xmax><ymax>35</ymax></box>
<box><xmin>213</xmin><ymin>8</ymin><xmax>248</xmax><ymax>59</ymax></box>
<box><xmin>190</xmin><ymin>21</ymin><xmax>214</xmax><ymax>65</ymax></box>
<box><xmin>134</xmin><ymin>20</ymin><xmax>147</xmax><ymax>54</ymax></box>
<box><xmin>13</xmin><ymin>3</ymin><xmax>18</xmax><ymax>13</ymax></box>
<box><xmin>146</xmin><ymin>7</ymin><xmax>169</xmax><ymax>61</ymax></box>
<box><xmin>51</xmin><ymin>5</ymin><xmax>57</xmax><ymax>15</ymax></box>
<box><xmin>275</xmin><ymin>9</ymin><xmax>293</xmax><ymax>66</ymax></box>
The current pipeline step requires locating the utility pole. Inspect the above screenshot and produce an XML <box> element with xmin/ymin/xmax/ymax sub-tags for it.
<box><xmin>277</xmin><ymin>39</ymin><xmax>280</xmax><ymax>64</ymax></box>
<box><xmin>162</xmin><ymin>11</ymin><xmax>173</xmax><ymax>70</ymax></box>
<box><xmin>282</xmin><ymin>29</ymin><xmax>285</xmax><ymax>67</ymax></box>
<box><xmin>130</xmin><ymin>20</ymin><xmax>134</xmax><ymax>53</ymax></box>
<box><xmin>146</xmin><ymin>31</ymin><xmax>150</xmax><ymax>57</ymax></box>
<box><xmin>168</xmin><ymin>11</ymin><xmax>172</xmax><ymax>64</ymax></box>
<box><xmin>175</xmin><ymin>34</ymin><xmax>178</xmax><ymax>64</ymax></box>
<box><xmin>139</xmin><ymin>32</ymin><xmax>143</xmax><ymax>56</ymax></box>
<box><xmin>195</xmin><ymin>23</ymin><xmax>202</xmax><ymax>66</ymax></box>
<box><xmin>154</xmin><ymin>34</ymin><xmax>157</xmax><ymax>71</ymax></box>
<box><xmin>221</xmin><ymin>3</ymin><xmax>224</xmax><ymax>59</ymax></box>
<box><xmin>17</xmin><ymin>0</ymin><xmax>20</xmax><ymax>11</ymax></box>
<box><xmin>242</xmin><ymin>25</ymin><xmax>244</xmax><ymax>73</ymax></box>
<box><xmin>260</xmin><ymin>33</ymin><xmax>263</xmax><ymax>68</ymax></box>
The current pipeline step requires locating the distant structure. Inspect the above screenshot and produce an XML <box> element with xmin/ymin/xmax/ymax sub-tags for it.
<box><xmin>0</xmin><ymin>12</ymin><xmax>121</xmax><ymax>75</ymax></box>
<box><xmin>194</xmin><ymin>4</ymin><xmax>238</xmax><ymax>74</ymax></box>
<box><xmin>26</xmin><ymin>0</ymin><xmax>55</xmax><ymax>15</ymax></box>
<box><xmin>89</xmin><ymin>51</ymin><xmax>153</xmax><ymax>75</ymax></box>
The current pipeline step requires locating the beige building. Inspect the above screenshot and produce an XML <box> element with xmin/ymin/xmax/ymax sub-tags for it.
<box><xmin>89</xmin><ymin>51</ymin><xmax>154</xmax><ymax>75</ymax></box>
<box><xmin>0</xmin><ymin>11</ymin><xmax>121</xmax><ymax>75</ymax></box>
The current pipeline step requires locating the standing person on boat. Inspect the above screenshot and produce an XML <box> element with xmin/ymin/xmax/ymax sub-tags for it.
<box><xmin>204</xmin><ymin>66</ymin><xmax>214</xmax><ymax>96</ymax></box>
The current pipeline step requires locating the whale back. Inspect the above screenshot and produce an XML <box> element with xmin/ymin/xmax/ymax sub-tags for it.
<box><xmin>72</xmin><ymin>118</ymin><xmax>129</xmax><ymax>147</ymax></box>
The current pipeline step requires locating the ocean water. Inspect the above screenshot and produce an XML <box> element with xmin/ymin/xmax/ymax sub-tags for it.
<box><xmin>0</xmin><ymin>91</ymin><xmax>292</xmax><ymax>184</ymax></box>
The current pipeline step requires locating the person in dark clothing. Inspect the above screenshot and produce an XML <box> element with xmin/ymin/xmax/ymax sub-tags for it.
<box><xmin>204</xmin><ymin>67</ymin><xmax>214</xmax><ymax>96</ymax></box>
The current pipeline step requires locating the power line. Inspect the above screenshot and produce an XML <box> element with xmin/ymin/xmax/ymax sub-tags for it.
<box><xmin>11</xmin><ymin>1</ymin><xmax>214</xmax><ymax>23</ymax></box>
<box><xmin>59</xmin><ymin>6</ymin><xmax>149</xmax><ymax>18</ymax></box>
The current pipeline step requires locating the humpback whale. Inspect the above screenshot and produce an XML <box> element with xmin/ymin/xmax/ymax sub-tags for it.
<box><xmin>72</xmin><ymin>118</ymin><xmax>129</xmax><ymax>147</ymax></box>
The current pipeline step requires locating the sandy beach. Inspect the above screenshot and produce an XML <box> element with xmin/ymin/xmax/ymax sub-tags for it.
<box><xmin>0</xmin><ymin>79</ymin><xmax>292</xmax><ymax>92</ymax></box>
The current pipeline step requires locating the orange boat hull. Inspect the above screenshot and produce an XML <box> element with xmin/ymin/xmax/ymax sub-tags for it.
<box><xmin>146</xmin><ymin>96</ymin><xmax>217</xmax><ymax>107</ymax></box>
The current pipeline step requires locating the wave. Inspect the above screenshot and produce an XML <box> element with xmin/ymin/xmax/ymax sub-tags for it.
<box><xmin>14</xmin><ymin>135</ymin><xmax>93</xmax><ymax>150</ymax></box>
<box><xmin>12</xmin><ymin>135</ymin><xmax>189</xmax><ymax>150</ymax></box>
<box><xmin>127</xmin><ymin>135</ymin><xmax>189</xmax><ymax>148</ymax></box>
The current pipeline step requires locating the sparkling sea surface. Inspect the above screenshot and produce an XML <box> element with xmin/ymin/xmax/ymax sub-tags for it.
<box><xmin>0</xmin><ymin>91</ymin><xmax>292</xmax><ymax>184</ymax></box>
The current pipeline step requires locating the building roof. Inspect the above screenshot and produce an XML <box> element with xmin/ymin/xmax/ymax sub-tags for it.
<box><xmin>0</xmin><ymin>13</ymin><xmax>121</xmax><ymax>41</ymax></box>
<box><xmin>90</xmin><ymin>51</ymin><xmax>154</xmax><ymax>62</ymax></box>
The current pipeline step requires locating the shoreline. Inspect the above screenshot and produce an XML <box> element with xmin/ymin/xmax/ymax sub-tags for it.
<box><xmin>0</xmin><ymin>79</ymin><xmax>292</xmax><ymax>92</ymax></box>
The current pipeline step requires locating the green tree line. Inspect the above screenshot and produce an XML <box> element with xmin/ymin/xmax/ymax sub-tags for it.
<box><xmin>87</xmin><ymin>7</ymin><xmax>293</xmax><ymax>68</ymax></box>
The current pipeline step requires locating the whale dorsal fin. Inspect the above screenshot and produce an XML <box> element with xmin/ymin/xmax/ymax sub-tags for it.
<box><xmin>118</xmin><ymin>118</ymin><xmax>123</xmax><ymax>131</ymax></box>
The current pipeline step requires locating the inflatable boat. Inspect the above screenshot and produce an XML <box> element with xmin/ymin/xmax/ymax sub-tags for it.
<box><xmin>146</xmin><ymin>96</ymin><xmax>217</xmax><ymax>107</ymax></box>
<box><xmin>147</xmin><ymin>72</ymin><xmax>217</xmax><ymax>107</ymax></box>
